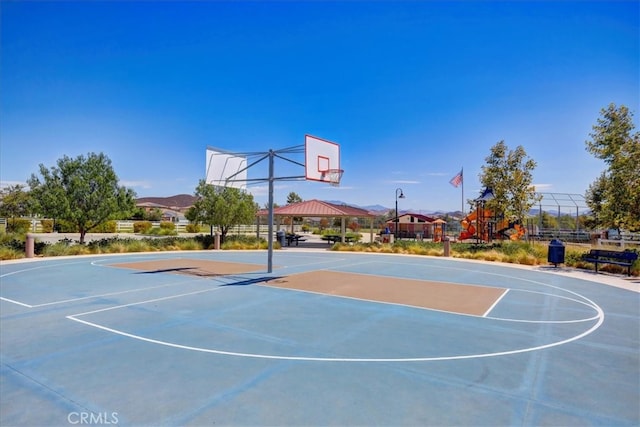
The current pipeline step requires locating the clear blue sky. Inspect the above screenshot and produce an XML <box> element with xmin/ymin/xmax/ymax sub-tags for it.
<box><xmin>1</xmin><ymin>1</ymin><xmax>638</xmax><ymax>212</ymax></box>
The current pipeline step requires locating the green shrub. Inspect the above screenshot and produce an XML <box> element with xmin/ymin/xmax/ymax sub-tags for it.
<box><xmin>146</xmin><ymin>227</ymin><xmax>178</xmax><ymax>236</ymax></box>
<box><xmin>41</xmin><ymin>219</ymin><xmax>54</xmax><ymax>233</ymax></box>
<box><xmin>87</xmin><ymin>237</ymin><xmax>127</xmax><ymax>251</ymax></box>
<box><xmin>93</xmin><ymin>220</ymin><xmax>117</xmax><ymax>233</ymax></box>
<box><xmin>0</xmin><ymin>246</ymin><xmax>23</xmax><ymax>260</ymax></box>
<box><xmin>174</xmin><ymin>239</ymin><xmax>201</xmax><ymax>250</ymax></box>
<box><xmin>194</xmin><ymin>234</ymin><xmax>215</xmax><ymax>249</ymax></box>
<box><xmin>160</xmin><ymin>221</ymin><xmax>175</xmax><ymax>231</ymax></box>
<box><xmin>221</xmin><ymin>235</ymin><xmax>267</xmax><ymax>249</ymax></box>
<box><xmin>185</xmin><ymin>223</ymin><xmax>201</xmax><ymax>233</ymax></box>
<box><xmin>0</xmin><ymin>233</ymin><xmax>25</xmax><ymax>250</ymax></box>
<box><xmin>133</xmin><ymin>221</ymin><xmax>153</xmax><ymax>233</ymax></box>
<box><xmin>0</xmin><ymin>234</ymin><xmax>46</xmax><ymax>256</ymax></box>
<box><xmin>104</xmin><ymin>242</ymin><xmax>128</xmax><ymax>253</ymax></box>
<box><xmin>55</xmin><ymin>219</ymin><xmax>78</xmax><ymax>232</ymax></box>
<box><xmin>6</xmin><ymin>218</ymin><xmax>31</xmax><ymax>234</ymax></box>
<box><xmin>124</xmin><ymin>239</ymin><xmax>154</xmax><ymax>253</ymax></box>
<box><xmin>42</xmin><ymin>242</ymin><xmax>73</xmax><ymax>257</ymax></box>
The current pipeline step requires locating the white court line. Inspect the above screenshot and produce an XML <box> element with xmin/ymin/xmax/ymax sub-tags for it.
<box><xmin>272</xmin><ymin>256</ymin><xmax>352</xmax><ymax>270</ymax></box>
<box><xmin>1</xmin><ymin>261</ymin><xmax>94</xmax><ymax>307</ymax></box>
<box><xmin>66</xmin><ymin>302</ymin><xmax>605</xmax><ymax>363</ymax></box>
<box><xmin>69</xmin><ymin>286</ymin><xmax>226</xmax><ymax>318</ymax></box>
<box><xmin>278</xmin><ymin>260</ymin><xmax>602</xmax><ymax>323</ymax></box>
<box><xmin>0</xmin><ymin>260</ymin><xmax>90</xmax><ymax>278</ymax></box>
<box><xmin>0</xmin><ymin>297</ymin><xmax>33</xmax><ymax>308</ymax></box>
<box><xmin>483</xmin><ymin>288</ymin><xmax>509</xmax><ymax>317</ymax></box>
<box><xmin>29</xmin><ymin>278</ymin><xmax>211</xmax><ymax>308</ymax></box>
<box><xmin>0</xmin><ymin>257</ymin><xmax>223</xmax><ymax>308</ymax></box>
<box><xmin>262</xmin><ymin>284</ymin><xmax>600</xmax><ymax>324</ymax></box>
<box><xmin>67</xmin><ymin>273</ymin><xmax>606</xmax><ymax>362</ymax></box>
<box><xmin>5</xmin><ymin>252</ymin><xmax>608</xmax><ymax>362</ymax></box>
<box><xmin>484</xmin><ymin>288</ymin><xmax>602</xmax><ymax>323</ymax></box>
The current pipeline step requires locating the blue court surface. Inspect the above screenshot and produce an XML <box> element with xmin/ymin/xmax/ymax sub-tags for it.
<box><xmin>1</xmin><ymin>250</ymin><xmax>639</xmax><ymax>426</ymax></box>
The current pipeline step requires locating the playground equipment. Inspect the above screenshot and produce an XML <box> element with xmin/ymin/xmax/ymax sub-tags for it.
<box><xmin>458</xmin><ymin>187</ymin><xmax>525</xmax><ymax>242</ymax></box>
<box><xmin>496</xmin><ymin>219</ymin><xmax>526</xmax><ymax>241</ymax></box>
<box><xmin>460</xmin><ymin>208</ymin><xmax>490</xmax><ymax>241</ymax></box>
<box><xmin>432</xmin><ymin>219</ymin><xmax>447</xmax><ymax>242</ymax></box>
<box><xmin>459</xmin><ymin>208</ymin><xmax>525</xmax><ymax>242</ymax></box>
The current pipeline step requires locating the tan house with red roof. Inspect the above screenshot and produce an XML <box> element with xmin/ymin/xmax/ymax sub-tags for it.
<box><xmin>386</xmin><ymin>213</ymin><xmax>439</xmax><ymax>239</ymax></box>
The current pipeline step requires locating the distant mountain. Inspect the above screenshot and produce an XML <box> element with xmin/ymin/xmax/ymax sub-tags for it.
<box><xmin>360</xmin><ymin>204</ymin><xmax>389</xmax><ymax>212</ymax></box>
<box><xmin>323</xmin><ymin>200</ymin><xmax>388</xmax><ymax>213</ymax></box>
<box><xmin>136</xmin><ymin>194</ymin><xmax>196</xmax><ymax>208</ymax></box>
<box><xmin>322</xmin><ymin>200</ymin><xmax>464</xmax><ymax>217</ymax></box>
<box><xmin>135</xmin><ymin>195</ymin><xmax>466</xmax><ymax>218</ymax></box>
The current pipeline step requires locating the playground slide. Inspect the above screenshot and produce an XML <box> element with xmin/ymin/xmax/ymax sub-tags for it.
<box><xmin>495</xmin><ymin>219</ymin><xmax>525</xmax><ymax>240</ymax></box>
<box><xmin>459</xmin><ymin>227</ymin><xmax>476</xmax><ymax>240</ymax></box>
<box><xmin>459</xmin><ymin>209</ymin><xmax>525</xmax><ymax>241</ymax></box>
<box><xmin>459</xmin><ymin>209</ymin><xmax>491</xmax><ymax>240</ymax></box>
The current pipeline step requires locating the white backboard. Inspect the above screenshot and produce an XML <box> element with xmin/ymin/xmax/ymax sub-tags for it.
<box><xmin>205</xmin><ymin>148</ymin><xmax>248</xmax><ymax>189</ymax></box>
<box><xmin>305</xmin><ymin>135</ymin><xmax>341</xmax><ymax>183</ymax></box>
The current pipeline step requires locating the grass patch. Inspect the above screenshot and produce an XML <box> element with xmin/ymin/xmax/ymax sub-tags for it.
<box><xmin>0</xmin><ymin>246</ymin><xmax>23</xmax><ymax>260</ymax></box>
<box><xmin>332</xmin><ymin>239</ymin><xmax>639</xmax><ymax>276</ymax></box>
<box><xmin>1</xmin><ymin>232</ymin><xmax>637</xmax><ymax>277</ymax></box>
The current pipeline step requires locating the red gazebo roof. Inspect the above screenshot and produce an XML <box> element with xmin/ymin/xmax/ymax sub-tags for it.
<box><xmin>257</xmin><ymin>199</ymin><xmax>376</xmax><ymax>218</ymax></box>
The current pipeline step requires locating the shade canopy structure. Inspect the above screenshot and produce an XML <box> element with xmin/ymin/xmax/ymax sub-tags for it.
<box><xmin>258</xmin><ymin>199</ymin><xmax>376</xmax><ymax>219</ymax></box>
<box><xmin>257</xmin><ymin>199</ymin><xmax>377</xmax><ymax>242</ymax></box>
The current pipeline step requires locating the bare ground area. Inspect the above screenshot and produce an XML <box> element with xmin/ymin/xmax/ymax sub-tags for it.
<box><xmin>109</xmin><ymin>258</ymin><xmax>266</xmax><ymax>277</ymax></box>
<box><xmin>110</xmin><ymin>258</ymin><xmax>504</xmax><ymax>316</ymax></box>
<box><xmin>265</xmin><ymin>270</ymin><xmax>505</xmax><ymax>316</ymax></box>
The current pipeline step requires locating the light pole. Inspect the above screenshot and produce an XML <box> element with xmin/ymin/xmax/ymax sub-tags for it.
<box><xmin>395</xmin><ymin>188</ymin><xmax>405</xmax><ymax>239</ymax></box>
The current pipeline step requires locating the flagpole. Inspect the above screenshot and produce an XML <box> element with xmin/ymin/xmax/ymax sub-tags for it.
<box><xmin>461</xmin><ymin>167</ymin><xmax>464</xmax><ymax>215</ymax></box>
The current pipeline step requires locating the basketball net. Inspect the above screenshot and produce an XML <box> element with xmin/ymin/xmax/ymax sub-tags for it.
<box><xmin>321</xmin><ymin>169</ymin><xmax>344</xmax><ymax>187</ymax></box>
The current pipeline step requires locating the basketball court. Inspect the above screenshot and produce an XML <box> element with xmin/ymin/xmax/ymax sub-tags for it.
<box><xmin>3</xmin><ymin>136</ymin><xmax>638</xmax><ymax>425</ymax></box>
<box><xmin>1</xmin><ymin>250</ymin><xmax>639</xmax><ymax>426</ymax></box>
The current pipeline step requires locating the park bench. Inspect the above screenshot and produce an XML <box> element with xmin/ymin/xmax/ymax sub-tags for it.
<box><xmin>581</xmin><ymin>249</ymin><xmax>638</xmax><ymax>276</ymax></box>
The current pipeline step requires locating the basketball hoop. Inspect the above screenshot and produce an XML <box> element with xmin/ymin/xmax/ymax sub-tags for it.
<box><xmin>321</xmin><ymin>169</ymin><xmax>344</xmax><ymax>187</ymax></box>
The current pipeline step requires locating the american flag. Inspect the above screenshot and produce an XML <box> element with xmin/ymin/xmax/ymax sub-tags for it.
<box><xmin>449</xmin><ymin>169</ymin><xmax>463</xmax><ymax>188</ymax></box>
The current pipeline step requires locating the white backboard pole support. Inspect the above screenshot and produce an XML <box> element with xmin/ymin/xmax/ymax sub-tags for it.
<box><xmin>267</xmin><ymin>150</ymin><xmax>275</xmax><ymax>273</ymax></box>
<box><xmin>206</xmin><ymin>136</ymin><xmax>340</xmax><ymax>273</ymax></box>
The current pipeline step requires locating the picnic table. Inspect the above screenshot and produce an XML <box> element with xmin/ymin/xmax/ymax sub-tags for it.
<box><xmin>321</xmin><ymin>234</ymin><xmax>356</xmax><ymax>244</ymax></box>
<box><xmin>285</xmin><ymin>233</ymin><xmax>307</xmax><ymax>246</ymax></box>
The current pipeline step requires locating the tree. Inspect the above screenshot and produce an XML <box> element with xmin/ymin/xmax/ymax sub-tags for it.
<box><xmin>185</xmin><ymin>180</ymin><xmax>257</xmax><ymax>242</ymax></box>
<box><xmin>585</xmin><ymin>172</ymin><xmax>607</xmax><ymax>227</ymax></box>
<box><xmin>145</xmin><ymin>207</ymin><xmax>163</xmax><ymax>221</ymax></box>
<box><xmin>585</xmin><ymin>103</ymin><xmax>640</xmax><ymax>231</ymax></box>
<box><xmin>28</xmin><ymin>152</ymin><xmax>136</xmax><ymax>243</ymax></box>
<box><xmin>539</xmin><ymin>211</ymin><xmax>558</xmax><ymax>230</ymax></box>
<box><xmin>386</xmin><ymin>209</ymin><xmax>396</xmax><ymax>221</ymax></box>
<box><xmin>479</xmin><ymin>141</ymin><xmax>540</xmax><ymax>225</ymax></box>
<box><xmin>0</xmin><ymin>184</ymin><xmax>34</xmax><ymax>231</ymax></box>
<box><xmin>286</xmin><ymin>192</ymin><xmax>303</xmax><ymax>205</ymax></box>
<box><xmin>286</xmin><ymin>191</ymin><xmax>303</xmax><ymax>232</ymax></box>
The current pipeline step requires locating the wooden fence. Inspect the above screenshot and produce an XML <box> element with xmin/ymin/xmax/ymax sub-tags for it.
<box><xmin>0</xmin><ymin>219</ymin><xmax>270</xmax><ymax>235</ymax></box>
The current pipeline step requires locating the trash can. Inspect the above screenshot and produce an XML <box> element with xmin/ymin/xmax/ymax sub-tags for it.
<box><xmin>548</xmin><ymin>239</ymin><xmax>565</xmax><ymax>266</ymax></box>
<box><xmin>276</xmin><ymin>230</ymin><xmax>286</xmax><ymax>246</ymax></box>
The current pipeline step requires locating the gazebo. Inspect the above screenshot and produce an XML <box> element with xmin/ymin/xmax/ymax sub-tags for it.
<box><xmin>257</xmin><ymin>199</ymin><xmax>377</xmax><ymax>243</ymax></box>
